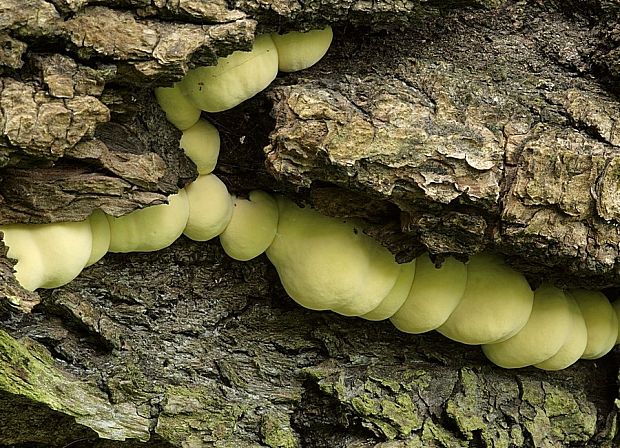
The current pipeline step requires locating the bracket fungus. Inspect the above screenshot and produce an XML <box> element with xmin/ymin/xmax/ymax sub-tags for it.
<box><xmin>481</xmin><ymin>285</ymin><xmax>572</xmax><ymax>368</ymax></box>
<box><xmin>361</xmin><ymin>261</ymin><xmax>416</xmax><ymax>321</ymax></box>
<box><xmin>183</xmin><ymin>174</ymin><xmax>233</xmax><ymax>242</ymax></box>
<box><xmin>219</xmin><ymin>190</ymin><xmax>279</xmax><ymax>261</ymax></box>
<box><xmin>154</xmin><ymin>83</ymin><xmax>201</xmax><ymax>131</ymax></box>
<box><xmin>3</xmin><ymin>25</ymin><xmax>620</xmax><ymax>373</ymax></box>
<box><xmin>86</xmin><ymin>210</ymin><xmax>111</xmax><ymax>267</ymax></box>
<box><xmin>180</xmin><ymin>119</ymin><xmax>221</xmax><ymax>175</ymax></box>
<box><xmin>0</xmin><ymin>221</ymin><xmax>93</xmax><ymax>291</ymax></box>
<box><xmin>180</xmin><ymin>34</ymin><xmax>279</xmax><ymax>113</ymax></box>
<box><xmin>614</xmin><ymin>300</ymin><xmax>620</xmax><ymax>344</ymax></box>
<box><xmin>390</xmin><ymin>254</ymin><xmax>467</xmax><ymax>334</ymax></box>
<box><xmin>266</xmin><ymin>197</ymin><xmax>401</xmax><ymax>317</ymax></box>
<box><xmin>271</xmin><ymin>26</ymin><xmax>334</xmax><ymax>73</ymax></box>
<box><xmin>107</xmin><ymin>190</ymin><xmax>190</xmax><ymax>253</ymax></box>
<box><xmin>571</xmin><ymin>289</ymin><xmax>619</xmax><ymax>360</ymax></box>
<box><xmin>534</xmin><ymin>294</ymin><xmax>588</xmax><ymax>371</ymax></box>
<box><xmin>437</xmin><ymin>253</ymin><xmax>534</xmax><ymax>345</ymax></box>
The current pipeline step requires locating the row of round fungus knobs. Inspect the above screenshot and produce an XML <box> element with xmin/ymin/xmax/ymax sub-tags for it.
<box><xmin>1</xmin><ymin>27</ymin><xmax>619</xmax><ymax>371</ymax></box>
<box><xmin>0</xmin><ymin>27</ymin><xmax>335</xmax><ymax>290</ymax></box>
<box><xmin>268</xmin><ymin>204</ymin><xmax>620</xmax><ymax>371</ymax></box>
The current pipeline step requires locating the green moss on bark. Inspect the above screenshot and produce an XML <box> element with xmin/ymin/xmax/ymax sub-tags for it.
<box><xmin>0</xmin><ymin>330</ymin><xmax>150</xmax><ymax>442</ymax></box>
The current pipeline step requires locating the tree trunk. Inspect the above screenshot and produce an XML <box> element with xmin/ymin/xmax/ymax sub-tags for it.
<box><xmin>1</xmin><ymin>0</ymin><xmax>619</xmax><ymax>447</ymax></box>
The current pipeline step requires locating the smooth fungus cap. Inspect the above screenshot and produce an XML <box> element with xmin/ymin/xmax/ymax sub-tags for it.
<box><xmin>266</xmin><ymin>197</ymin><xmax>400</xmax><ymax>317</ymax></box>
<box><xmin>482</xmin><ymin>284</ymin><xmax>572</xmax><ymax>368</ymax></box>
<box><xmin>86</xmin><ymin>209</ymin><xmax>111</xmax><ymax>267</ymax></box>
<box><xmin>390</xmin><ymin>254</ymin><xmax>467</xmax><ymax>334</ymax></box>
<box><xmin>155</xmin><ymin>83</ymin><xmax>201</xmax><ymax>130</ymax></box>
<box><xmin>180</xmin><ymin>34</ymin><xmax>278</xmax><ymax>113</ymax></box>
<box><xmin>571</xmin><ymin>289</ymin><xmax>618</xmax><ymax>360</ymax></box>
<box><xmin>108</xmin><ymin>190</ymin><xmax>190</xmax><ymax>253</ymax></box>
<box><xmin>362</xmin><ymin>261</ymin><xmax>416</xmax><ymax>321</ymax></box>
<box><xmin>1</xmin><ymin>220</ymin><xmax>93</xmax><ymax>291</ymax></box>
<box><xmin>534</xmin><ymin>293</ymin><xmax>588</xmax><ymax>371</ymax></box>
<box><xmin>184</xmin><ymin>174</ymin><xmax>233</xmax><ymax>241</ymax></box>
<box><xmin>219</xmin><ymin>190</ymin><xmax>279</xmax><ymax>261</ymax></box>
<box><xmin>180</xmin><ymin>119</ymin><xmax>220</xmax><ymax>175</ymax></box>
<box><xmin>613</xmin><ymin>300</ymin><xmax>620</xmax><ymax>344</ymax></box>
<box><xmin>271</xmin><ymin>26</ymin><xmax>333</xmax><ymax>73</ymax></box>
<box><xmin>437</xmin><ymin>253</ymin><xmax>534</xmax><ymax>345</ymax></box>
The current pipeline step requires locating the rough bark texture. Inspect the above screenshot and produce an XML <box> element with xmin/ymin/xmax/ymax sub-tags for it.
<box><xmin>1</xmin><ymin>0</ymin><xmax>620</xmax><ymax>447</ymax></box>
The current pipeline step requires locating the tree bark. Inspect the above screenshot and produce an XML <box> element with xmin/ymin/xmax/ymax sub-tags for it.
<box><xmin>1</xmin><ymin>1</ymin><xmax>620</xmax><ymax>447</ymax></box>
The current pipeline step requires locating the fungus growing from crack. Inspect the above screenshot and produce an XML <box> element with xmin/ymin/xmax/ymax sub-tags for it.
<box><xmin>571</xmin><ymin>289</ymin><xmax>619</xmax><ymax>360</ymax></box>
<box><xmin>0</xmin><ymin>220</ymin><xmax>93</xmax><ymax>291</ymax></box>
<box><xmin>361</xmin><ymin>261</ymin><xmax>416</xmax><ymax>321</ymax></box>
<box><xmin>180</xmin><ymin>119</ymin><xmax>220</xmax><ymax>175</ymax></box>
<box><xmin>4</xmin><ymin>22</ymin><xmax>620</xmax><ymax>372</ymax></box>
<box><xmin>180</xmin><ymin>34</ymin><xmax>279</xmax><ymax>113</ymax></box>
<box><xmin>613</xmin><ymin>300</ymin><xmax>620</xmax><ymax>344</ymax></box>
<box><xmin>534</xmin><ymin>293</ymin><xmax>588</xmax><ymax>371</ymax></box>
<box><xmin>271</xmin><ymin>26</ymin><xmax>334</xmax><ymax>73</ymax></box>
<box><xmin>107</xmin><ymin>190</ymin><xmax>190</xmax><ymax>253</ymax></box>
<box><xmin>183</xmin><ymin>174</ymin><xmax>233</xmax><ymax>241</ymax></box>
<box><xmin>86</xmin><ymin>209</ymin><xmax>111</xmax><ymax>267</ymax></box>
<box><xmin>219</xmin><ymin>190</ymin><xmax>279</xmax><ymax>261</ymax></box>
<box><xmin>481</xmin><ymin>284</ymin><xmax>572</xmax><ymax>368</ymax></box>
<box><xmin>437</xmin><ymin>253</ymin><xmax>534</xmax><ymax>345</ymax></box>
<box><xmin>154</xmin><ymin>83</ymin><xmax>201</xmax><ymax>130</ymax></box>
<box><xmin>266</xmin><ymin>197</ymin><xmax>401</xmax><ymax>317</ymax></box>
<box><xmin>390</xmin><ymin>254</ymin><xmax>467</xmax><ymax>334</ymax></box>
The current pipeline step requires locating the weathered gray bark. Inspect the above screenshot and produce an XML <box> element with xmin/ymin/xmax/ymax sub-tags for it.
<box><xmin>1</xmin><ymin>0</ymin><xmax>620</xmax><ymax>447</ymax></box>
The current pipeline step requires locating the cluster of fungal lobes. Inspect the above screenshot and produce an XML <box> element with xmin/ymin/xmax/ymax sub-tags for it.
<box><xmin>2</xmin><ymin>28</ymin><xmax>620</xmax><ymax>371</ymax></box>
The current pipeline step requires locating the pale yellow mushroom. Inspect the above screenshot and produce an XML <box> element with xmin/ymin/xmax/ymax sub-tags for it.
<box><xmin>266</xmin><ymin>197</ymin><xmax>401</xmax><ymax>317</ymax></box>
<box><xmin>390</xmin><ymin>254</ymin><xmax>467</xmax><ymax>334</ymax></box>
<box><xmin>481</xmin><ymin>284</ymin><xmax>572</xmax><ymax>368</ymax></box>
<box><xmin>437</xmin><ymin>253</ymin><xmax>534</xmax><ymax>345</ymax></box>
<box><xmin>180</xmin><ymin>119</ymin><xmax>221</xmax><ymax>175</ymax></box>
<box><xmin>180</xmin><ymin>34</ymin><xmax>279</xmax><ymax>113</ymax></box>
<box><xmin>86</xmin><ymin>209</ymin><xmax>111</xmax><ymax>267</ymax></box>
<box><xmin>154</xmin><ymin>83</ymin><xmax>201</xmax><ymax>130</ymax></box>
<box><xmin>183</xmin><ymin>174</ymin><xmax>233</xmax><ymax>241</ymax></box>
<box><xmin>271</xmin><ymin>26</ymin><xmax>334</xmax><ymax>73</ymax></box>
<box><xmin>570</xmin><ymin>289</ymin><xmax>618</xmax><ymax>360</ymax></box>
<box><xmin>361</xmin><ymin>261</ymin><xmax>416</xmax><ymax>321</ymax></box>
<box><xmin>534</xmin><ymin>293</ymin><xmax>588</xmax><ymax>371</ymax></box>
<box><xmin>108</xmin><ymin>190</ymin><xmax>190</xmax><ymax>253</ymax></box>
<box><xmin>1</xmin><ymin>220</ymin><xmax>93</xmax><ymax>291</ymax></box>
<box><xmin>613</xmin><ymin>300</ymin><xmax>620</xmax><ymax>344</ymax></box>
<box><xmin>219</xmin><ymin>191</ymin><xmax>279</xmax><ymax>261</ymax></box>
